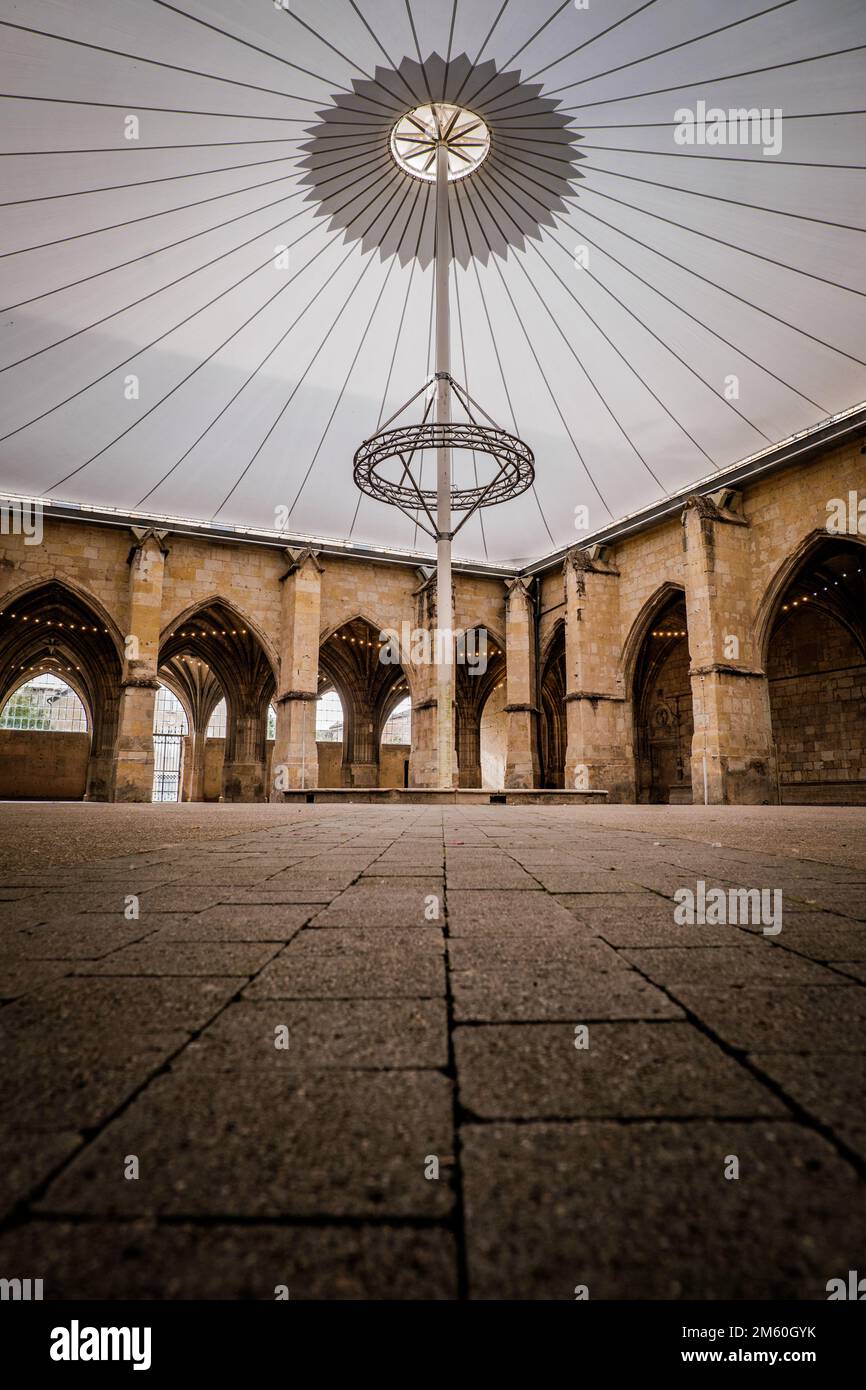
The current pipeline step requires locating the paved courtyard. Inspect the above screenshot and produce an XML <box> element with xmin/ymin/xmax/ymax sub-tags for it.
<box><xmin>1</xmin><ymin>804</ymin><xmax>865</xmax><ymax>1300</ymax></box>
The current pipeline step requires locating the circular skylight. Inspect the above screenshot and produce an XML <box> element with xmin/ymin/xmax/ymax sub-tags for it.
<box><xmin>390</xmin><ymin>104</ymin><xmax>490</xmax><ymax>183</ymax></box>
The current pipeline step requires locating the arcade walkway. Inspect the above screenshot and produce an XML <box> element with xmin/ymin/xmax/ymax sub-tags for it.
<box><xmin>1</xmin><ymin>805</ymin><xmax>864</xmax><ymax>1299</ymax></box>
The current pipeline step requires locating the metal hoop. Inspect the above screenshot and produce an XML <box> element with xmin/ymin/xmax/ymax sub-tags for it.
<box><xmin>353</xmin><ymin>422</ymin><xmax>535</xmax><ymax>511</ymax></box>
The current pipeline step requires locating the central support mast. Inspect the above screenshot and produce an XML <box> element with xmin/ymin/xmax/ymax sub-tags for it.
<box><xmin>434</xmin><ymin>135</ymin><xmax>454</xmax><ymax>790</ymax></box>
<box><xmin>354</xmin><ymin>99</ymin><xmax>534</xmax><ymax>794</ymax></box>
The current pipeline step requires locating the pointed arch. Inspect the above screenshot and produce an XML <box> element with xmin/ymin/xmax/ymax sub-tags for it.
<box><xmin>0</xmin><ymin>577</ymin><xmax>125</xmax><ymax>800</ymax></box>
<box><xmin>754</xmin><ymin>529</ymin><xmax>866</xmax><ymax>667</ymax></box>
<box><xmin>621</xmin><ymin>582</ymin><xmax>687</xmax><ymax>694</ymax></box>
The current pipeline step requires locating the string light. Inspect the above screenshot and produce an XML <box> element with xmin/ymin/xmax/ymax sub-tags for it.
<box><xmin>782</xmin><ymin>566</ymin><xmax>861</xmax><ymax>611</ymax></box>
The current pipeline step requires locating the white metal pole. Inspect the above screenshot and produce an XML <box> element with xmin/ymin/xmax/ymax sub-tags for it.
<box><xmin>434</xmin><ymin>135</ymin><xmax>454</xmax><ymax>790</ymax></box>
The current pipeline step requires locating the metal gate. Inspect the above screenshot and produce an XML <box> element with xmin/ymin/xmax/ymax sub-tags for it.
<box><xmin>152</xmin><ymin>734</ymin><xmax>183</xmax><ymax>802</ymax></box>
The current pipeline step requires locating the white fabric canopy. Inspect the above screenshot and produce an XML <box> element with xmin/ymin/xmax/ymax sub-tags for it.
<box><xmin>0</xmin><ymin>0</ymin><xmax>864</xmax><ymax>564</ymax></box>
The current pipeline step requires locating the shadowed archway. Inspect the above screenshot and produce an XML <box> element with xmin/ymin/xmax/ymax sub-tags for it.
<box><xmin>632</xmin><ymin>592</ymin><xmax>693</xmax><ymax>804</ymax></box>
<box><xmin>0</xmin><ymin>580</ymin><xmax>123</xmax><ymax>800</ymax></box>
<box><xmin>160</xmin><ymin>601</ymin><xmax>275</xmax><ymax>801</ymax></box>
<box><xmin>319</xmin><ymin>617</ymin><xmax>409</xmax><ymax>786</ymax></box>
<box><xmin>764</xmin><ymin>536</ymin><xmax>866</xmax><ymax>803</ymax></box>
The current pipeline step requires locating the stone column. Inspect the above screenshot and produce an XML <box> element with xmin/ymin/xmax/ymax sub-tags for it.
<box><xmin>271</xmin><ymin>548</ymin><xmax>322</xmax><ymax>796</ymax></box>
<box><xmin>456</xmin><ymin>704</ymin><xmax>482</xmax><ymax>787</ymax></box>
<box><xmin>110</xmin><ymin>528</ymin><xmax>168</xmax><ymax>802</ymax></box>
<box><xmin>682</xmin><ymin>491</ymin><xmax>777</xmax><ymax>804</ymax></box>
<box><xmin>222</xmin><ymin>700</ymin><xmax>268</xmax><ymax>802</ymax></box>
<box><xmin>189</xmin><ymin>730</ymin><xmax>208</xmax><ymax>802</ymax></box>
<box><xmin>342</xmin><ymin>693</ymin><xmax>379</xmax><ymax>787</ymax></box>
<box><xmin>562</xmin><ymin>545</ymin><xmax>634</xmax><ymax>800</ymax></box>
<box><xmin>503</xmin><ymin>577</ymin><xmax>540</xmax><ymax>788</ymax></box>
<box><xmin>409</xmin><ymin>571</ymin><xmax>457</xmax><ymax>787</ymax></box>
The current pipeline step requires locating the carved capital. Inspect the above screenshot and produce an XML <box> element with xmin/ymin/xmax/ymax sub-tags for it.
<box><xmin>121</xmin><ymin>676</ymin><xmax>160</xmax><ymax>691</ymax></box>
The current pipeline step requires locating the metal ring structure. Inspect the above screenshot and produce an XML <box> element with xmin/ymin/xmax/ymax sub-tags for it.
<box><xmin>353</xmin><ymin>422</ymin><xmax>535</xmax><ymax>513</ymax></box>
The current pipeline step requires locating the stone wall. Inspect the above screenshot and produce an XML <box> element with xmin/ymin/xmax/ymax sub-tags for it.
<box><xmin>768</xmin><ymin>607</ymin><xmax>866</xmax><ymax>800</ymax></box>
<box><xmin>0</xmin><ymin>730</ymin><xmax>89</xmax><ymax>799</ymax></box>
<box><xmin>1</xmin><ymin>428</ymin><xmax>863</xmax><ymax>803</ymax></box>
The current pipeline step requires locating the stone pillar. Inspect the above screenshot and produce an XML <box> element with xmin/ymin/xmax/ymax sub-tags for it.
<box><xmin>271</xmin><ymin>548</ymin><xmax>322</xmax><ymax>796</ymax></box>
<box><xmin>342</xmin><ymin>694</ymin><xmax>379</xmax><ymax>786</ymax></box>
<box><xmin>86</xmin><ymin>689</ymin><xmax>120</xmax><ymax>802</ymax></box>
<box><xmin>503</xmin><ymin>578</ymin><xmax>540</xmax><ymax>788</ymax></box>
<box><xmin>409</xmin><ymin>571</ymin><xmax>457</xmax><ymax>787</ymax></box>
<box><xmin>180</xmin><ymin>736</ymin><xmax>194</xmax><ymax>801</ymax></box>
<box><xmin>85</xmin><ymin>745</ymin><xmax>116</xmax><ymax>802</ymax></box>
<box><xmin>682</xmin><ymin>491</ymin><xmax>777</xmax><ymax>804</ymax></box>
<box><xmin>456</xmin><ymin>705</ymin><xmax>482</xmax><ymax>787</ymax></box>
<box><xmin>110</xmin><ymin>528</ymin><xmax>168</xmax><ymax>802</ymax></box>
<box><xmin>190</xmin><ymin>730</ymin><xmax>207</xmax><ymax>802</ymax></box>
<box><xmin>222</xmin><ymin>701</ymin><xmax>268</xmax><ymax>802</ymax></box>
<box><xmin>562</xmin><ymin>545</ymin><xmax>634</xmax><ymax>800</ymax></box>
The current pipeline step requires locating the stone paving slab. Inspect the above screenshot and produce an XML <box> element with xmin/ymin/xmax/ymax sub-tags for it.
<box><xmin>450</xmin><ymin>956</ymin><xmax>683</xmax><ymax>1023</ymax></box>
<box><xmin>37</xmin><ymin>1070</ymin><xmax>454</xmax><ymax>1220</ymax></box>
<box><xmin>455</xmin><ymin>1022</ymin><xmax>785</xmax><ymax>1121</ymax></box>
<box><xmin>245</xmin><ymin>936</ymin><xmax>446</xmax><ymax>1000</ymax></box>
<box><xmin>830</xmin><ymin>960</ymin><xmax>866</xmax><ymax>982</ymax></box>
<box><xmin>7</xmin><ymin>918</ymin><xmax>153</xmax><ymax>960</ymax></box>
<box><xmin>762</xmin><ymin>917</ymin><xmax>866</xmax><ymax>960</ymax></box>
<box><xmin>136</xmin><ymin>886</ymin><xmax>234</xmax><ymax>913</ymax></box>
<box><xmin>622</xmin><ymin>945</ymin><xmax>841</xmax><ymax>986</ymax></box>
<box><xmin>671</xmin><ymin>983</ymin><xmax>866</xmax><ymax>1051</ymax></box>
<box><xmin>0</xmin><ymin>805</ymin><xmax>863</xmax><ymax>1301</ymax></box>
<box><xmin>447</xmin><ymin>890</ymin><xmax>590</xmax><ymax>934</ymax></box>
<box><xmin>0</xmin><ymin>1221</ymin><xmax>458</xmax><ymax>1299</ymax></box>
<box><xmin>0</xmin><ymin>958</ymin><xmax>70</xmax><ymax>1000</ymax></box>
<box><xmin>216</xmin><ymin>885</ymin><xmax>349</xmax><ymax>904</ymax></box>
<box><xmin>0</xmin><ymin>1130</ymin><xmax>83</xmax><ymax>1222</ymax></box>
<box><xmin>176</xmin><ymin>998</ymin><xmax>448</xmax><ymax>1071</ymax></box>
<box><xmin>311</xmin><ymin>886</ymin><xmax>443</xmax><ymax>928</ymax></box>
<box><xmin>748</xmin><ymin>1052</ymin><xmax>866</xmax><ymax>1162</ymax></box>
<box><xmin>74</xmin><ymin>941</ymin><xmax>282</xmax><ymax>977</ymax></box>
<box><xmin>147</xmin><ymin>904</ymin><xmax>316</xmax><ymax>941</ymax></box>
<box><xmin>5</xmin><ymin>975</ymin><xmax>243</xmax><ymax>1039</ymax></box>
<box><xmin>555</xmin><ymin>893</ymin><xmax>680</xmax><ymax>929</ymax></box>
<box><xmin>586</xmin><ymin>917</ymin><xmax>749</xmax><ymax>947</ymax></box>
<box><xmin>0</xmin><ymin>1050</ymin><xmax>184</xmax><ymax>1134</ymax></box>
<box><xmin>445</xmin><ymin>866</ymin><xmax>539</xmax><ymax>889</ymax></box>
<box><xmin>461</xmin><ymin>1121</ymin><xmax>866</xmax><ymax>1299</ymax></box>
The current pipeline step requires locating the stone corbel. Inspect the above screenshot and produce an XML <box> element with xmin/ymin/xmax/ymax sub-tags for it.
<box><xmin>563</xmin><ymin>543</ymin><xmax>618</xmax><ymax>576</ymax></box>
<box><xmin>412</xmin><ymin>567</ymin><xmax>436</xmax><ymax>596</ymax></box>
<box><xmin>280</xmin><ymin>546</ymin><xmax>324</xmax><ymax>582</ymax></box>
<box><xmin>127</xmin><ymin>526</ymin><xmax>170</xmax><ymax>564</ymax></box>
<box><xmin>504</xmin><ymin>575</ymin><xmax>534</xmax><ymax>609</ymax></box>
<box><xmin>681</xmin><ymin>488</ymin><xmax>746</xmax><ymax>528</ymax></box>
<box><xmin>562</xmin><ymin>543</ymin><xmax>619</xmax><ymax>600</ymax></box>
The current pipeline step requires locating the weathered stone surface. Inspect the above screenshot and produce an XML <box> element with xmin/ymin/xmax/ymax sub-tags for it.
<box><xmin>37</xmin><ymin>1070</ymin><xmax>454</xmax><ymax>1219</ymax></box>
<box><xmin>0</xmin><ymin>804</ymin><xmax>862</xmax><ymax>1302</ymax></box>
<box><xmin>462</xmin><ymin>1122</ymin><xmax>866</xmax><ymax>1299</ymax></box>
<box><xmin>0</xmin><ymin>1221</ymin><xmax>458</xmax><ymax>1299</ymax></box>
<box><xmin>455</xmin><ymin>1023</ymin><xmax>785</xmax><ymax>1120</ymax></box>
<box><xmin>671</xmin><ymin>983</ymin><xmax>866</xmax><ymax>1051</ymax></box>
